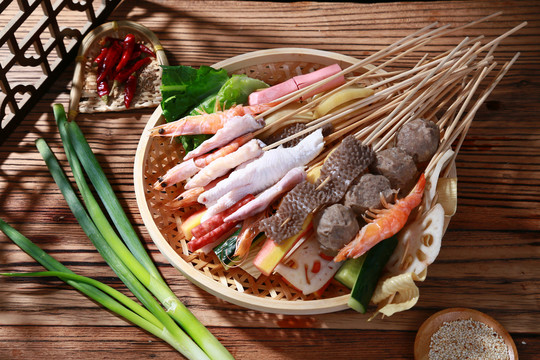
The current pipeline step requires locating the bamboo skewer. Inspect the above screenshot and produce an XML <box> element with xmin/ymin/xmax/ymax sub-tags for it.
<box><xmin>253</xmin><ymin>13</ymin><xmax>506</xmax><ymax>138</ymax></box>
<box><xmin>364</xmin><ymin>36</ymin><xmax>471</xmax><ymax>146</ymax></box>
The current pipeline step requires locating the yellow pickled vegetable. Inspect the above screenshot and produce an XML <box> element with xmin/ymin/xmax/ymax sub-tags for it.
<box><xmin>314</xmin><ymin>87</ymin><xmax>374</xmax><ymax>118</ymax></box>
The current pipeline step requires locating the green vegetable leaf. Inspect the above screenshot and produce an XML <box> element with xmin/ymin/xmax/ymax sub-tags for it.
<box><xmin>160</xmin><ymin>65</ymin><xmax>228</xmax><ymax>122</ymax></box>
<box><xmin>215</xmin><ymin>74</ymin><xmax>268</xmax><ymax>108</ymax></box>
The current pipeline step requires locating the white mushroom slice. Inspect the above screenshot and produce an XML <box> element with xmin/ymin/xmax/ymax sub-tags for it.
<box><xmin>371</xmin><ymin>272</ymin><xmax>420</xmax><ymax>317</ymax></box>
<box><xmin>436</xmin><ymin>177</ymin><xmax>458</xmax><ymax>217</ymax></box>
<box><xmin>424</xmin><ymin>149</ymin><xmax>454</xmax><ymax>210</ymax></box>
<box><xmin>385</xmin><ymin>203</ymin><xmax>445</xmax><ymax>278</ymax></box>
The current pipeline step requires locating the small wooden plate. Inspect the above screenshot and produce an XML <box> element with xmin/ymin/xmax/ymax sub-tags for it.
<box><xmin>414</xmin><ymin>307</ymin><xmax>518</xmax><ymax>360</ymax></box>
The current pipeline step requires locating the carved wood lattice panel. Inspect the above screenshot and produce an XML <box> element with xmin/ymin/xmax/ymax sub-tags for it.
<box><xmin>0</xmin><ymin>0</ymin><xmax>120</xmax><ymax>144</ymax></box>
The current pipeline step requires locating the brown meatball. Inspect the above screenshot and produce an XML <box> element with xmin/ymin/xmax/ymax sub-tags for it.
<box><xmin>315</xmin><ymin>204</ymin><xmax>359</xmax><ymax>256</ymax></box>
<box><xmin>372</xmin><ymin>147</ymin><xmax>417</xmax><ymax>194</ymax></box>
<box><xmin>396</xmin><ymin>118</ymin><xmax>440</xmax><ymax>163</ymax></box>
<box><xmin>344</xmin><ymin>174</ymin><xmax>395</xmax><ymax>215</ymax></box>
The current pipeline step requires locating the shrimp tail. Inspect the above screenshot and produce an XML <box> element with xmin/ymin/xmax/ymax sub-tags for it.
<box><xmin>164</xmin><ymin>187</ymin><xmax>205</xmax><ymax>210</ymax></box>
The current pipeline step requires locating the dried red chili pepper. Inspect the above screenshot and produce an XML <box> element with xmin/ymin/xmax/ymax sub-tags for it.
<box><xmin>96</xmin><ymin>40</ymin><xmax>122</xmax><ymax>83</ymax></box>
<box><xmin>93</xmin><ymin>46</ymin><xmax>109</xmax><ymax>66</ymax></box>
<box><xmin>114</xmin><ymin>56</ymin><xmax>152</xmax><ymax>84</ymax></box>
<box><xmin>97</xmin><ymin>80</ymin><xmax>109</xmax><ymax>103</ymax></box>
<box><xmin>136</xmin><ymin>43</ymin><xmax>156</xmax><ymax>58</ymax></box>
<box><xmin>124</xmin><ymin>74</ymin><xmax>137</xmax><ymax>108</ymax></box>
<box><xmin>130</xmin><ymin>49</ymin><xmax>142</xmax><ymax>61</ymax></box>
<box><xmin>116</xmin><ymin>33</ymin><xmax>136</xmax><ymax>72</ymax></box>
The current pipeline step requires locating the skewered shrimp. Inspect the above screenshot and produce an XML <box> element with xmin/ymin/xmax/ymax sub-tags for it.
<box><xmin>334</xmin><ymin>173</ymin><xmax>426</xmax><ymax>262</ymax></box>
<box><xmin>183</xmin><ymin>114</ymin><xmax>265</xmax><ymax>160</ymax></box>
<box><xmin>165</xmin><ymin>187</ymin><xmax>204</xmax><ymax>210</ymax></box>
<box><xmin>165</xmin><ymin>175</ymin><xmax>227</xmax><ymax>210</ymax></box>
<box><xmin>154</xmin><ymin>133</ymin><xmax>254</xmax><ymax>190</ymax></box>
<box><xmin>150</xmin><ymin>104</ymin><xmax>273</xmax><ymax>137</ymax></box>
<box><xmin>194</xmin><ymin>133</ymin><xmax>253</xmax><ymax>167</ymax></box>
<box><xmin>233</xmin><ymin>211</ymin><xmax>267</xmax><ymax>258</ymax></box>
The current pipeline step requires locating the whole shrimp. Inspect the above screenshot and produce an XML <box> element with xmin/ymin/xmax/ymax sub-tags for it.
<box><xmin>153</xmin><ymin>133</ymin><xmax>253</xmax><ymax>190</ymax></box>
<box><xmin>150</xmin><ymin>103</ymin><xmax>273</xmax><ymax>137</ymax></box>
<box><xmin>165</xmin><ymin>175</ymin><xmax>228</xmax><ymax>210</ymax></box>
<box><xmin>334</xmin><ymin>173</ymin><xmax>426</xmax><ymax>262</ymax></box>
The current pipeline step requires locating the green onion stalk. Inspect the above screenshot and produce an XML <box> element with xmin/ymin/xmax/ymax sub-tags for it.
<box><xmin>35</xmin><ymin>137</ymin><xmax>210</xmax><ymax>360</ymax></box>
<box><xmin>60</xmin><ymin>110</ymin><xmax>231</xmax><ymax>360</ymax></box>
<box><xmin>51</xmin><ymin>105</ymin><xmax>232</xmax><ymax>360</ymax></box>
<box><xmin>0</xmin><ymin>220</ymin><xmax>202</xmax><ymax>357</ymax></box>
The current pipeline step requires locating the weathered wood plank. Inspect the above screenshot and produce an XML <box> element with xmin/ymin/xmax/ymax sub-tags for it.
<box><xmin>1</xmin><ymin>0</ymin><xmax>539</xmax><ymax>359</ymax></box>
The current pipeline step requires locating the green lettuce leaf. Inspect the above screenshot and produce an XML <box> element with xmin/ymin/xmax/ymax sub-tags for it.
<box><xmin>160</xmin><ymin>65</ymin><xmax>228</xmax><ymax>122</ymax></box>
<box><xmin>215</xmin><ymin>74</ymin><xmax>268</xmax><ymax>108</ymax></box>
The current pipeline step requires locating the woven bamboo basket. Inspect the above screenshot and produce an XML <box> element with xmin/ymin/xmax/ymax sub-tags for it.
<box><xmin>68</xmin><ymin>21</ymin><xmax>168</xmax><ymax>121</ymax></box>
<box><xmin>134</xmin><ymin>48</ymin><xmax>455</xmax><ymax>314</ymax></box>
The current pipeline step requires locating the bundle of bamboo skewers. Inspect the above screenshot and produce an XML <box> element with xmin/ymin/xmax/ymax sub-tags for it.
<box><xmin>254</xmin><ymin>12</ymin><xmax>525</xmax><ymax>181</ymax></box>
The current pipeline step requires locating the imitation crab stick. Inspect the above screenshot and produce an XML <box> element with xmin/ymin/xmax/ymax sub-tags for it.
<box><xmin>248</xmin><ymin>64</ymin><xmax>345</xmax><ymax>105</ymax></box>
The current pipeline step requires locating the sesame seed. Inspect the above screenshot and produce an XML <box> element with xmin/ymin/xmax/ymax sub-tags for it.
<box><xmin>429</xmin><ymin>318</ymin><xmax>509</xmax><ymax>360</ymax></box>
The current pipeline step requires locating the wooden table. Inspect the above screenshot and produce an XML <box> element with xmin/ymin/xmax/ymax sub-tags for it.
<box><xmin>1</xmin><ymin>1</ymin><xmax>539</xmax><ymax>359</ymax></box>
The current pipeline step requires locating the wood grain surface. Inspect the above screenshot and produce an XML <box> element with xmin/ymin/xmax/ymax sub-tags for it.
<box><xmin>1</xmin><ymin>1</ymin><xmax>539</xmax><ymax>359</ymax></box>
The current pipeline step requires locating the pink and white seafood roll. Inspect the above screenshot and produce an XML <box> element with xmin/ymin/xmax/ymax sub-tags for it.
<box><xmin>224</xmin><ymin>167</ymin><xmax>307</xmax><ymax>223</ymax></box>
<box><xmin>248</xmin><ymin>64</ymin><xmax>345</xmax><ymax>105</ymax></box>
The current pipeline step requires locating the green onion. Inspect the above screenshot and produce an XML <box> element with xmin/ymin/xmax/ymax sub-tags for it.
<box><xmin>0</xmin><ymin>220</ymin><xmax>198</xmax><ymax>355</ymax></box>
<box><xmin>35</xmin><ymin>137</ymin><xmax>210</xmax><ymax>360</ymax></box>
<box><xmin>63</xmin><ymin>113</ymin><xmax>232</xmax><ymax>360</ymax></box>
<box><xmin>1</xmin><ymin>270</ymin><xmax>159</xmax><ymax>326</ymax></box>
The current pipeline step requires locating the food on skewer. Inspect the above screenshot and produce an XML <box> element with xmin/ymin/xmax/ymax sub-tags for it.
<box><xmin>154</xmin><ymin>133</ymin><xmax>253</xmax><ymax>190</ymax></box>
<box><xmin>184</xmin><ymin>114</ymin><xmax>265</xmax><ymax>160</ymax></box>
<box><xmin>396</xmin><ymin>118</ymin><xmax>440</xmax><ymax>163</ymax></box>
<box><xmin>258</xmin><ymin>135</ymin><xmax>375</xmax><ymax>243</ymax></box>
<box><xmin>344</xmin><ymin>174</ymin><xmax>395</xmax><ymax>216</ymax></box>
<box><xmin>334</xmin><ymin>173</ymin><xmax>426</xmax><ymax>261</ymax></box>
<box><xmin>150</xmin><ymin>104</ymin><xmax>272</xmax><ymax>137</ymax></box>
<box><xmin>314</xmin><ymin>204</ymin><xmax>359</xmax><ymax>257</ymax></box>
<box><xmin>224</xmin><ymin>167</ymin><xmax>307</xmax><ymax>223</ymax></box>
<box><xmin>185</xmin><ymin>139</ymin><xmax>264</xmax><ymax>189</ymax></box>
<box><xmin>146</xmin><ymin>16</ymin><xmax>523</xmax><ymax>315</ymax></box>
<box><xmin>372</xmin><ymin>147</ymin><xmax>417</xmax><ymax>194</ymax></box>
<box><xmin>198</xmin><ymin>129</ymin><xmax>324</xmax><ymax>207</ymax></box>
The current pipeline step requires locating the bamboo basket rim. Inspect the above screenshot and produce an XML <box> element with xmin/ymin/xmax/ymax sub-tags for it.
<box><xmin>68</xmin><ymin>20</ymin><xmax>168</xmax><ymax>121</ymax></box>
<box><xmin>133</xmin><ymin>48</ymin><xmax>456</xmax><ymax>315</ymax></box>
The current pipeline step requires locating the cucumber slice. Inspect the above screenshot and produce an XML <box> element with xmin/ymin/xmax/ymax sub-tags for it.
<box><xmin>334</xmin><ymin>255</ymin><xmax>366</xmax><ymax>289</ymax></box>
<box><xmin>347</xmin><ymin>236</ymin><xmax>398</xmax><ymax>313</ymax></box>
